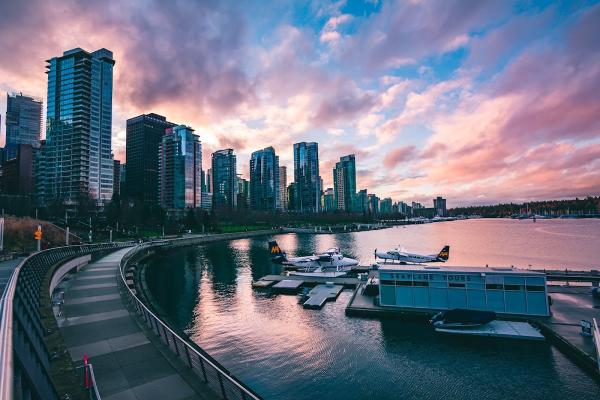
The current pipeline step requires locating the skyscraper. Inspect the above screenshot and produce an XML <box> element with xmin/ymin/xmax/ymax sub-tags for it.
<box><xmin>211</xmin><ymin>149</ymin><xmax>237</xmax><ymax>209</ymax></box>
<box><xmin>279</xmin><ymin>165</ymin><xmax>287</xmax><ymax>211</ymax></box>
<box><xmin>356</xmin><ymin>189</ymin><xmax>368</xmax><ymax>213</ymax></box>
<box><xmin>249</xmin><ymin>146</ymin><xmax>279</xmax><ymax>210</ymax></box>
<box><xmin>322</xmin><ymin>188</ymin><xmax>335</xmax><ymax>211</ymax></box>
<box><xmin>158</xmin><ymin>125</ymin><xmax>202</xmax><ymax>210</ymax></box>
<box><xmin>113</xmin><ymin>160</ymin><xmax>121</xmax><ymax>197</ymax></box>
<box><xmin>126</xmin><ymin>113</ymin><xmax>176</xmax><ymax>203</ymax></box>
<box><xmin>44</xmin><ymin>48</ymin><xmax>115</xmax><ymax>204</ymax></box>
<box><xmin>5</xmin><ymin>92</ymin><xmax>42</xmax><ymax>158</ymax></box>
<box><xmin>333</xmin><ymin>154</ymin><xmax>356</xmax><ymax>212</ymax></box>
<box><xmin>293</xmin><ymin>142</ymin><xmax>321</xmax><ymax>212</ymax></box>
<box><xmin>434</xmin><ymin>196</ymin><xmax>447</xmax><ymax>217</ymax></box>
<box><xmin>237</xmin><ymin>175</ymin><xmax>250</xmax><ymax>208</ymax></box>
<box><xmin>380</xmin><ymin>197</ymin><xmax>393</xmax><ymax>214</ymax></box>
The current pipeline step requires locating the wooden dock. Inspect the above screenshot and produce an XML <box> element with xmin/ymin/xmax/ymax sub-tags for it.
<box><xmin>302</xmin><ymin>284</ymin><xmax>344</xmax><ymax>309</ymax></box>
<box><xmin>272</xmin><ymin>279</ymin><xmax>304</xmax><ymax>293</ymax></box>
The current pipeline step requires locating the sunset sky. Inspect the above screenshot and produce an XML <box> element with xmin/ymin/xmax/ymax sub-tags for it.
<box><xmin>0</xmin><ymin>0</ymin><xmax>599</xmax><ymax>206</ymax></box>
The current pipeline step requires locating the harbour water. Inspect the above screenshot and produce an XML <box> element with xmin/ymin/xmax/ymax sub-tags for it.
<box><xmin>144</xmin><ymin>219</ymin><xmax>600</xmax><ymax>399</ymax></box>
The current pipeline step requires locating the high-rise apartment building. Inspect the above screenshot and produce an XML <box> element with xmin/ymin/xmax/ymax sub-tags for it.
<box><xmin>322</xmin><ymin>188</ymin><xmax>335</xmax><ymax>211</ymax></box>
<box><xmin>279</xmin><ymin>165</ymin><xmax>287</xmax><ymax>211</ymax></box>
<box><xmin>249</xmin><ymin>146</ymin><xmax>279</xmax><ymax>210</ymax></box>
<box><xmin>293</xmin><ymin>142</ymin><xmax>321</xmax><ymax>212</ymax></box>
<box><xmin>211</xmin><ymin>149</ymin><xmax>237</xmax><ymax>209</ymax></box>
<box><xmin>356</xmin><ymin>189</ymin><xmax>368</xmax><ymax>213</ymax></box>
<box><xmin>380</xmin><ymin>197</ymin><xmax>393</xmax><ymax>214</ymax></box>
<box><xmin>126</xmin><ymin>113</ymin><xmax>176</xmax><ymax>203</ymax></box>
<box><xmin>43</xmin><ymin>48</ymin><xmax>115</xmax><ymax>204</ymax></box>
<box><xmin>5</xmin><ymin>92</ymin><xmax>42</xmax><ymax>159</ymax></box>
<box><xmin>368</xmin><ymin>194</ymin><xmax>380</xmax><ymax>214</ymax></box>
<box><xmin>237</xmin><ymin>175</ymin><xmax>250</xmax><ymax>208</ymax></box>
<box><xmin>333</xmin><ymin>154</ymin><xmax>356</xmax><ymax>212</ymax></box>
<box><xmin>158</xmin><ymin>125</ymin><xmax>202</xmax><ymax>210</ymax></box>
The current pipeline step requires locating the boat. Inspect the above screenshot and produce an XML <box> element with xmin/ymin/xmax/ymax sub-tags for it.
<box><xmin>429</xmin><ymin>309</ymin><xmax>497</xmax><ymax>329</ymax></box>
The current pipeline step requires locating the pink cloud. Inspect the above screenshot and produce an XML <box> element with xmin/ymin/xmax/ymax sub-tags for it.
<box><xmin>383</xmin><ymin>146</ymin><xmax>416</xmax><ymax>168</ymax></box>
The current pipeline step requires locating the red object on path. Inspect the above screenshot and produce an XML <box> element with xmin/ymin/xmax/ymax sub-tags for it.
<box><xmin>84</xmin><ymin>354</ymin><xmax>90</xmax><ymax>389</ymax></box>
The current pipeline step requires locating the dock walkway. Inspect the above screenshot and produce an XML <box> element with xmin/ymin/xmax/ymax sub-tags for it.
<box><xmin>55</xmin><ymin>248</ymin><xmax>214</xmax><ymax>400</ymax></box>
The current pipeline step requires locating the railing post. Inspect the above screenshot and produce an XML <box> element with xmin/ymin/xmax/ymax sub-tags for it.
<box><xmin>218</xmin><ymin>373</ymin><xmax>228</xmax><ymax>399</ymax></box>
<box><xmin>199</xmin><ymin>355</ymin><xmax>208</xmax><ymax>382</ymax></box>
<box><xmin>162</xmin><ymin>325</ymin><xmax>169</xmax><ymax>346</ymax></box>
<box><xmin>185</xmin><ymin>345</ymin><xmax>194</xmax><ymax>369</ymax></box>
<box><xmin>172</xmin><ymin>333</ymin><xmax>180</xmax><ymax>356</ymax></box>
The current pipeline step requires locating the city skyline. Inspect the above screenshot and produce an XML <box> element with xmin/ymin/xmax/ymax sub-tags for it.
<box><xmin>0</xmin><ymin>1</ymin><xmax>599</xmax><ymax>206</ymax></box>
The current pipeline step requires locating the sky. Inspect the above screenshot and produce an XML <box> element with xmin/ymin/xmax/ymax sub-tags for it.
<box><xmin>0</xmin><ymin>0</ymin><xmax>599</xmax><ymax>207</ymax></box>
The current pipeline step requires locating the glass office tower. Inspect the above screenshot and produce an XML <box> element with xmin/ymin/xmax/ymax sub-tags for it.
<box><xmin>211</xmin><ymin>149</ymin><xmax>237</xmax><ymax>209</ymax></box>
<box><xmin>5</xmin><ymin>92</ymin><xmax>42</xmax><ymax>159</ymax></box>
<box><xmin>158</xmin><ymin>125</ymin><xmax>202</xmax><ymax>210</ymax></box>
<box><xmin>333</xmin><ymin>154</ymin><xmax>356</xmax><ymax>212</ymax></box>
<box><xmin>293</xmin><ymin>142</ymin><xmax>321</xmax><ymax>212</ymax></box>
<box><xmin>44</xmin><ymin>48</ymin><xmax>115</xmax><ymax>204</ymax></box>
<box><xmin>249</xmin><ymin>146</ymin><xmax>279</xmax><ymax>210</ymax></box>
<box><xmin>126</xmin><ymin>113</ymin><xmax>177</xmax><ymax>203</ymax></box>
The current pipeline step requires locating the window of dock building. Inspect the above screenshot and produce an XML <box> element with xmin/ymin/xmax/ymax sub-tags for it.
<box><xmin>448</xmin><ymin>282</ymin><xmax>465</xmax><ymax>288</ymax></box>
<box><xmin>413</xmin><ymin>280</ymin><xmax>429</xmax><ymax>287</ymax></box>
<box><xmin>525</xmin><ymin>285</ymin><xmax>545</xmax><ymax>292</ymax></box>
<box><xmin>485</xmin><ymin>283</ymin><xmax>504</xmax><ymax>290</ymax></box>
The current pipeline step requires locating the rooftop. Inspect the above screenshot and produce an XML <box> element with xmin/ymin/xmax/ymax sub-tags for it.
<box><xmin>377</xmin><ymin>264</ymin><xmax>545</xmax><ymax>275</ymax></box>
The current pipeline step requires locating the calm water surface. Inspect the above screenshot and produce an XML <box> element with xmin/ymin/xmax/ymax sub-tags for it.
<box><xmin>145</xmin><ymin>219</ymin><xmax>600</xmax><ymax>399</ymax></box>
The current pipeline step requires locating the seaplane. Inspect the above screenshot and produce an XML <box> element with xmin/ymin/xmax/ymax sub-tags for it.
<box><xmin>268</xmin><ymin>241</ymin><xmax>359</xmax><ymax>277</ymax></box>
<box><xmin>375</xmin><ymin>245</ymin><xmax>450</xmax><ymax>264</ymax></box>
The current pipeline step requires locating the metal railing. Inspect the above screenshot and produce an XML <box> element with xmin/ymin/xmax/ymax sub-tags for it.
<box><xmin>593</xmin><ymin>318</ymin><xmax>600</xmax><ymax>372</ymax></box>
<box><xmin>118</xmin><ymin>244</ymin><xmax>262</xmax><ymax>400</ymax></box>
<box><xmin>76</xmin><ymin>363</ymin><xmax>101</xmax><ymax>400</ymax></box>
<box><xmin>0</xmin><ymin>241</ymin><xmax>135</xmax><ymax>400</ymax></box>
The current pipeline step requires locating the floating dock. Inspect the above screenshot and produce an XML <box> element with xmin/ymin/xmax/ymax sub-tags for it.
<box><xmin>434</xmin><ymin>321</ymin><xmax>545</xmax><ymax>341</ymax></box>
<box><xmin>261</xmin><ymin>274</ymin><xmax>359</xmax><ymax>287</ymax></box>
<box><xmin>302</xmin><ymin>284</ymin><xmax>344</xmax><ymax>309</ymax></box>
<box><xmin>272</xmin><ymin>279</ymin><xmax>304</xmax><ymax>293</ymax></box>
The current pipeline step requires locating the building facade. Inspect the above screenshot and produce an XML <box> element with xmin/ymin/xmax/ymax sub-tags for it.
<box><xmin>356</xmin><ymin>189</ymin><xmax>368</xmax><ymax>213</ymax></box>
<box><xmin>368</xmin><ymin>194</ymin><xmax>380</xmax><ymax>214</ymax></box>
<box><xmin>158</xmin><ymin>125</ymin><xmax>202</xmax><ymax>210</ymax></box>
<box><xmin>378</xmin><ymin>265</ymin><xmax>549</xmax><ymax>316</ymax></box>
<box><xmin>0</xmin><ymin>144</ymin><xmax>36</xmax><ymax>195</ymax></box>
<box><xmin>113</xmin><ymin>160</ymin><xmax>121</xmax><ymax>197</ymax></box>
<box><xmin>279</xmin><ymin>165</ymin><xmax>287</xmax><ymax>211</ymax></box>
<box><xmin>380</xmin><ymin>197</ymin><xmax>393</xmax><ymax>214</ymax></box>
<box><xmin>5</xmin><ymin>92</ymin><xmax>42</xmax><ymax>159</ymax></box>
<box><xmin>211</xmin><ymin>149</ymin><xmax>237</xmax><ymax>209</ymax></box>
<box><xmin>434</xmin><ymin>196</ymin><xmax>447</xmax><ymax>217</ymax></box>
<box><xmin>293</xmin><ymin>142</ymin><xmax>321</xmax><ymax>212</ymax></box>
<box><xmin>333</xmin><ymin>154</ymin><xmax>356</xmax><ymax>212</ymax></box>
<box><xmin>249</xmin><ymin>146</ymin><xmax>279</xmax><ymax>211</ymax></box>
<box><xmin>43</xmin><ymin>48</ymin><xmax>115</xmax><ymax>204</ymax></box>
<box><xmin>237</xmin><ymin>175</ymin><xmax>250</xmax><ymax>208</ymax></box>
<box><xmin>125</xmin><ymin>113</ymin><xmax>176</xmax><ymax>203</ymax></box>
<box><xmin>322</xmin><ymin>188</ymin><xmax>335</xmax><ymax>211</ymax></box>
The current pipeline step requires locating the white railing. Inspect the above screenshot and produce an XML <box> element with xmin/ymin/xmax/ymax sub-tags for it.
<box><xmin>118</xmin><ymin>244</ymin><xmax>262</xmax><ymax>400</ymax></box>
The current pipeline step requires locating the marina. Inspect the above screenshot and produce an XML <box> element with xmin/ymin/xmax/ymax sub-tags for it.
<box><xmin>144</xmin><ymin>221</ymin><xmax>600</xmax><ymax>399</ymax></box>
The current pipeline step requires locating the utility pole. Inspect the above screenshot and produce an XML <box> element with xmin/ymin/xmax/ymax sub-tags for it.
<box><xmin>66</xmin><ymin>226</ymin><xmax>70</xmax><ymax>245</ymax></box>
<box><xmin>109</xmin><ymin>229</ymin><xmax>113</xmax><ymax>243</ymax></box>
<box><xmin>35</xmin><ymin>208</ymin><xmax>38</xmax><ymax>220</ymax></box>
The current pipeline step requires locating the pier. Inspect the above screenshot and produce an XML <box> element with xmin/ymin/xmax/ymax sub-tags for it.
<box><xmin>302</xmin><ymin>284</ymin><xmax>344</xmax><ymax>309</ymax></box>
<box><xmin>258</xmin><ymin>274</ymin><xmax>360</xmax><ymax>288</ymax></box>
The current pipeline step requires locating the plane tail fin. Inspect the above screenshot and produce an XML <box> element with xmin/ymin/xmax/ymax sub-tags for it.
<box><xmin>436</xmin><ymin>245</ymin><xmax>450</xmax><ymax>262</ymax></box>
<box><xmin>268</xmin><ymin>241</ymin><xmax>286</xmax><ymax>263</ymax></box>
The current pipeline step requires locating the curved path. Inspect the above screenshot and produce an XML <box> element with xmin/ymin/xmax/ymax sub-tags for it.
<box><xmin>54</xmin><ymin>247</ymin><xmax>213</xmax><ymax>400</ymax></box>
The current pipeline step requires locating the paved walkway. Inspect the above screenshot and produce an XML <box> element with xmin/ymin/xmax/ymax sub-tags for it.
<box><xmin>55</xmin><ymin>248</ymin><xmax>208</xmax><ymax>400</ymax></box>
